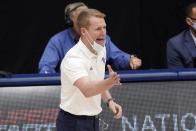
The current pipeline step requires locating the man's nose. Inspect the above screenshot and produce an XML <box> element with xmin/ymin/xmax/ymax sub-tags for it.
<box><xmin>101</xmin><ymin>28</ymin><xmax>106</xmax><ymax>35</ymax></box>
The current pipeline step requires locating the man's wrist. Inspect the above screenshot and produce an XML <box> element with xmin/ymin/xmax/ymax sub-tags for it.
<box><xmin>106</xmin><ymin>98</ymin><xmax>115</xmax><ymax>107</ymax></box>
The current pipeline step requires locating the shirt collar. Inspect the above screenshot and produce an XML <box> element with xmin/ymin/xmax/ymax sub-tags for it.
<box><xmin>78</xmin><ymin>38</ymin><xmax>97</xmax><ymax>59</ymax></box>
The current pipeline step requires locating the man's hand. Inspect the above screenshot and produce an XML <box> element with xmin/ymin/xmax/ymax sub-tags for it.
<box><xmin>108</xmin><ymin>100</ymin><xmax>122</xmax><ymax>119</ymax></box>
<box><xmin>130</xmin><ymin>56</ymin><xmax>142</xmax><ymax>69</ymax></box>
<box><xmin>107</xmin><ymin>65</ymin><xmax>121</xmax><ymax>86</ymax></box>
<box><xmin>105</xmin><ymin>65</ymin><xmax>122</xmax><ymax>119</ymax></box>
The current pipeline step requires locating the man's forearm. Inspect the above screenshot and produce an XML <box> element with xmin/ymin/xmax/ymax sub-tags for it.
<box><xmin>101</xmin><ymin>90</ymin><xmax>112</xmax><ymax>103</ymax></box>
<box><xmin>74</xmin><ymin>77</ymin><xmax>115</xmax><ymax>98</ymax></box>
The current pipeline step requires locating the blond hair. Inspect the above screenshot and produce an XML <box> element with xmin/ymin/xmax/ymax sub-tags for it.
<box><xmin>64</xmin><ymin>2</ymin><xmax>87</xmax><ymax>20</ymax></box>
<box><xmin>77</xmin><ymin>8</ymin><xmax>106</xmax><ymax>29</ymax></box>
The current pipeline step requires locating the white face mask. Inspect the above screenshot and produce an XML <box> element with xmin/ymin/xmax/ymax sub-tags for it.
<box><xmin>192</xmin><ymin>22</ymin><xmax>196</xmax><ymax>30</ymax></box>
<box><xmin>91</xmin><ymin>41</ymin><xmax>104</xmax><ymax>53</ymax></box>
<box><xmin>85</xmin><ymin>30</ymin><xmax>104</xmax><ymax>54</ymax></box>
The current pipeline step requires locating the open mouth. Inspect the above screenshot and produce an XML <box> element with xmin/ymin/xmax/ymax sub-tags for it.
<box><xmin>96</xmin><ymin>38</ymin><xmax>105</xmax><ymax>45</ymax></box>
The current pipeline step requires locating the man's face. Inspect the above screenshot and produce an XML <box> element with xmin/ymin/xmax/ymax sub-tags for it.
<box><xmin>191</xmin><ymin>7</ymin><xmax>196</xmax><ymax>19</ymax></box>
<box><xmin>186</xmin><ymin>7</ymin><xmax>196</xmax><ymax>29</ymax></box>
<box><xmin>85</xmin><ymin>16</ymin><xmax>106</xmax><ymax>46</ymax></box>
<box><xmin>71</xmin><ymin>6</ymin><xmax>87</xmax><ymax>31</ymax></box>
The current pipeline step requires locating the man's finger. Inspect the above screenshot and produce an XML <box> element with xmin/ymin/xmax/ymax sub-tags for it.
<box><xmin>107</xmin><ymin>65</ymin><xmax>114</xmax><ymax>73</ymax></box>
<box><xmin>114</xmin><ymin>106</ymin><xmax>122</xmax><ymax>119</ymax></box>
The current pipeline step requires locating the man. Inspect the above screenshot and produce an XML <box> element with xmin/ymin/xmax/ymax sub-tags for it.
<box><xmin>38</xmin><ymin>2</ymin><xmax>141</xmax><ymax>74</ymax></box>
<box><xmin>167</xmin><ymin>2</ymin><xmax>196</xmax><ymax>68</ymax></box>
<box><xmin>56</xmin><ymin>9</ymin><xmax>122</xmax><ymax>131</ymax></box>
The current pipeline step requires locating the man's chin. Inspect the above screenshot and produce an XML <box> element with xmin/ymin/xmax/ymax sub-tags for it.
<box><xmin>97</xmin><ymin>41</ymin><xmax>106</xmax><ymax>46</ymax></box>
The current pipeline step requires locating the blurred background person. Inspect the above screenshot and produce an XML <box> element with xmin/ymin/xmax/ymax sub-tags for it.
<box><xmin>167</xmin><ymin>2</ymin><xmax>196</xmax><ymax>68</ymax></box>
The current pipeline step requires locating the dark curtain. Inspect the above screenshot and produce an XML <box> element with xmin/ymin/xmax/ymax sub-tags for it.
<box><xmin>0</xmin><ymin>0</ymin><xmax>195</xmax><ymax>73</ymax></box>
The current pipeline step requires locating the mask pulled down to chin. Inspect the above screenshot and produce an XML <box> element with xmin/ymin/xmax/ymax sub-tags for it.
<box><xmin>192</xmin><ymin>22</ymin><xmax>196</xmax><ymax>31</ymax></box>
<box><xmin>85</xmin><ymin>30</ymin><xmax>105</xmax><ymax>54</ymax></box>
<box><xmin>91</xmin><ymin>41</ymin><xmax>104</xmax><ymax>53</ymax></box>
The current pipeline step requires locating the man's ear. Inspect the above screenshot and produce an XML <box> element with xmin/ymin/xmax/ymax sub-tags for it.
<box><xmin>186</xmin><ymin>17</ymin><xmax>192</xmax><ymax>26</ymax></box>
<box><xmin>80</xmin><ymin>28</ymin><xmax>86</xmax><ymax>36</ymax></box>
